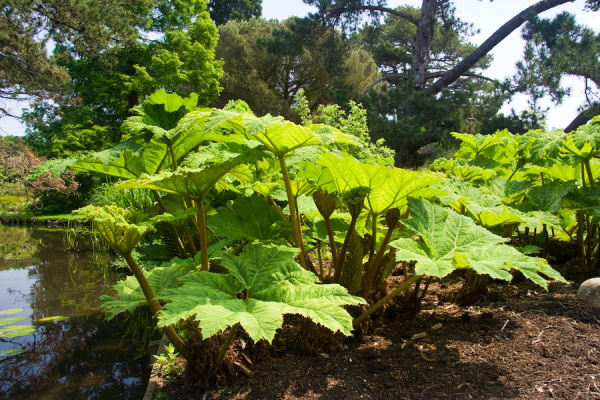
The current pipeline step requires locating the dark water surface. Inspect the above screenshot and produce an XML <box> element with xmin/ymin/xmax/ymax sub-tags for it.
<box><xmin>0</xmin><ymin>226</ymin><xmax>150</xmax><ymax>399</ymax></box>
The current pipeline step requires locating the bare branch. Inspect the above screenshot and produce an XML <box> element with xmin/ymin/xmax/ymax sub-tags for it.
<box><xmin>361</xmin><ymin>73</ymin><xmax>409</xmax><ymax>95</ymax></box>
<box><xmin>425</xmin><ymin>0</ymin><xmax>575</xmax><ymax>95</ymax></box>
<box><xmin>565</xmin><ymin>103</ymin><xmax>600</xmax><ymax>132</ymax></box>
<box><xmin>360</xmin><ymin>6</ymin><xmax>418</xmax><ymax>25</ymax></box>
<box><xmin>362</xmin><ymin>71</ymin><xmax>495</xmax><ymax>95</ymax></box>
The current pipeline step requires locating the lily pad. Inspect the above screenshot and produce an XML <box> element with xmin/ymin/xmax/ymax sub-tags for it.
<box><xmin>0</xmin><ymin>317</ymin><xmax>27</xmax><ymax>327</ymax></box>
<box><xmin>0</xmin><ymin>348</ymin><xmax>28</xmax><ymax>356</ymax></box>
<box><xmin>0</xmin><ymin>325</ymin><xmax>37</xmax><ymax>339</ymax></box>
<box><xmin>0</xmin><ymin>308</ymin><xmax>24</xmax><ymax>316</ymax></box>
<box><xmin>37</xmin><ymin>316</ymin><xmax>69</xmax><ymax>323</ymax></box>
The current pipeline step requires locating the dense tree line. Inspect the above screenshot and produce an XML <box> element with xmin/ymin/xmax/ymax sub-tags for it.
<box><xmin>1</xmin><ymin>0</ymin><xmax>599</xmax><ymax>171</ymax></box>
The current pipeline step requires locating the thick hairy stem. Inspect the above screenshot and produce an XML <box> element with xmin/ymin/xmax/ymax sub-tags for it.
<box><xmin>122</xmin><ymin>253</ymin><xmax>187</xmax><ymax>357</ymax></box>
<box><xmin>362</xmin><ymin>224</ymin><xmax>396</xmax><ymax>299</ymax></box>
<box><xmin>269</xmin><ymin>197</ymin><xmax>289</xmax><ymax>223</ymax></box>
<box><xmin>585</xmin><ymin>160</ymin><xmax>595</xmax><ymax>188</ymax></box>
<box><xmin>543</xmin><ymin>224</ymin><xmax>549</xmax><ymax>260</ymax></box>
<box><xmin>418</xmin><ymin>278</ymin><xmax>432</xmax><ymax>302</ymax></box>
<box><xmin>169</xmin><ymin>145</ymin><xmax>178</xmax><ymax>171</ymax></box>
<box><xmin>507</xmin><ymin>165</ymin><xmax>521</xmax><ymax>181</ymax></box>
<box><xmin>369</xmin><ymin>215</ymin><xmax>378</xmax><ymax>262</ymax></box>
<box><xmin>353</xmin><ymin>275</ymin><xmax>424</xmax><ymax>327</ymax></box>
<box><xmin>187</xmin><ymin>199</ymin><xmax>204</xmax><ymax>248</ymax></box>
<box><xmin>196</xmin><ymin>199</ymin><xmax>209</xmax><ymax>271</ymax></box>
<box><xmin>411</xmin><ymin>278</ymin><xmax>423</xmax><ymax>304</ymax></box>
<box><xmin>216</xmin><ymin>322</ymin><xmax>240</xmax><ymax>367</ymax></box>
<box><xmin>587</xmin><ymin>215</ymin><xmax>593</xmax><ymax>268</ymax></box>
<box><xmin>278</xmin><ymin>156</ymin><xmax>308</xmax><ymax>270</ymax></box>
<box><xmin>182</xmin><ymin>227</ymin><xmax>198</xmax><ymax>255</ymax></box>
<box><xmin>317</xmin><ymin>240</ymin><xmax>324</xmax><ymax>281</ymax></box>
<box><xmin>333</xmin><ymin>216</ymin><xmax>358</xmax><ymax>283</ymax></box>
<box><xmin>323</xmin><ymin>216</ymin><xmax>338</xmax><ymax>267</ymax></box>
<box><xmin>577</xmin><ymin>210</ymin><xmax>586</xmax><ymax>260</ymax></box>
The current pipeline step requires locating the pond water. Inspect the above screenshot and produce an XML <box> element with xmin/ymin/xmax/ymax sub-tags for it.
<box><xmin>0</xmin><ymin>226</ymin><xmax>151</xmax><ymax>399</ymax></box>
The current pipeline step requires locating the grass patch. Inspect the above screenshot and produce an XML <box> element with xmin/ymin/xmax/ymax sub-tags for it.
<box><xmin>0</xmin><ymin>196</ymin><xmax>28</xmax><ymax>214</ymax></box>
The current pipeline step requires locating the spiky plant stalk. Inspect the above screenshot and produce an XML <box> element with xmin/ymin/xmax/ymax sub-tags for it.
<box><xmin>122</xmin><ymin>253</ymin><xmax>188</xmax><ymax>357</ymax></box>
<box><xmin>362</xmin><ymin>208</ymin><xmax>400</xmax><ymax>299</ymax></box>
<box><xmin>333</xmin><ymin>193</ymin><xmax>365</xmax><ymax>283</ymax></box>
<box><xmin>313</xmin><ymin>190</ymin><xmax>338</xmax><ymax>266</ymax></box>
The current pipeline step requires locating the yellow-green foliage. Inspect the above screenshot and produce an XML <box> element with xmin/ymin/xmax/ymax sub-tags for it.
<box><xmin>0</xmin><ymin>195</ymin><xmax>27</xmax><ymax>213</ymax></box>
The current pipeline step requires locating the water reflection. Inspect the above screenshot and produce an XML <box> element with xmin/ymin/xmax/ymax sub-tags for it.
<box><xmin>0</xmin><ymin>226</ymin><xmax>150</xmax><ymax>399</ymax></box>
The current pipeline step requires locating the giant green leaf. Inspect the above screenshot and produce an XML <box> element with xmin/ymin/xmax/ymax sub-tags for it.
<box><xmin>118</xmin><ymin>146</ymin><xmax>268</xmax><ymax>200</ymax></box>
<box><xmin>436</xmin><ymin>178</ymin><xmax>559</xmax><ymax>229</ymax></box>
<box><xmin>122</xmin><ymin>90</ymin><xmax>199</xmax><ymax>135</ymax></box>
<box><xmin>248</xmin><ymin>122</ymin><xmax>321</xmax><ymax>157</ymax></box>
<box><xmin>391</xmin><ymin>198</ymin><xmax>566</xmax><ymax>288</ymax></box>
<box><xmin>477</xmin><ymin>177</ymin><xmax>531</xmax><ymax>206</ymax></box>
<box><xmin>435</xmin><ymin>177</ymin><xmax>499</xmax><ymax>212</ymax></box>
<box><xmin>520</xmin><ymin>129</ymin><xmax>566</xmax><ymax>162</ymax></box>
<box><xmin>70</xmin><ymin>108</ymin><xmax>261</xmax><ymax>180</ymax></box>
<box><xmin>209</xmin><ymin>196</ymin><xmax>288</xmax><ymax>243</ymax></box>
<box><xmin>523</xmin><ymin>180</ymin><xmax>576</xmax><ymax>213</ymax></box>
<box><xmin>157</xmin><ymin>244</ymin><xmax>365</xmax><ymax>343</ymax></box>
<box><xmin>522</xmin><ymin>162</ymin><xmax>581</xmax><ymax>183</ymax></box>
<box><xmin>26</xmin><ymin>157</ymin><xmax>78</xmax><ymax>180</ymax></box>
<box><xmin>70</xmin><ymin>132</ymin><xmax>175</xmax><ymax>179</ymax></box>
<box><xmin>320</xmin><ymin>153</ymin><xmax>442</xmax><ymax>216</ymax></box>
<box><xmin>561</xmin><ymin>126</ymin><xmax>600</xmax><ymax>161</ymax></box>
<box><xmin>452</xmin><ymin>130</ymin><xmax>518</xmax><ymax>167</ymax></box>
<box><xmin>101</xmin><ymin>258</ymin><xmax>197</xmax><ymax>320</ymax></box>
<box><xmin>429</xmin><ymin>158</ymin><xmax>496</xmax><ymax>182</ymax></box>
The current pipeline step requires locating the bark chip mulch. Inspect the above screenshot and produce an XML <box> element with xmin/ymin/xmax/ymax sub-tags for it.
<box><xmin>159</xmin><ymin>281</ymin><xmax>600</xmax><ymax>400</ymax></box>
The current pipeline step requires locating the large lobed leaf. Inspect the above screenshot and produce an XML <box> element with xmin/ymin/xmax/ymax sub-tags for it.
<box><xmin>519</xmin><ymin>129</ymin><xmax>566</xmax><ymax>162</ymax></box>
<box><xmin>101</xmin><ymin>258</ymin><xmax>198</xmax><ymax>320</ymax></box>
<box><xmin>117</xmin><ymin>145</ymin><xmax>269</xmax><ymax>199</ymax></box>
<box><xmin>157</xmin><ymin>244</ymin><xmax>365</xmax><ymax>343</ymax></box>
<box><xmin>209</xmin><ymin>196</ymin><xmax>288</xmax><ymax>243</ymax></box>
<box><xmin>391</xmin><ymin>198</ymin><xmax>566</xmax><ymax>288</ymax></box>
<box><xmin>320</xmin><ymin>153</ymin><xmax>443</xmax><ymax>216</ymax></box>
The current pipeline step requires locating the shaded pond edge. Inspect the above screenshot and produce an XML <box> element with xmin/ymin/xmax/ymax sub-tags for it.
<box><xmin>1</xmin><ymin>216</ymin><xmax>90</xmax><ymax>229</ymax></box>
<box><xmin>145</xmin><ymin>333</ymin><xmax>169</xmax><ymax>400</ymax></box>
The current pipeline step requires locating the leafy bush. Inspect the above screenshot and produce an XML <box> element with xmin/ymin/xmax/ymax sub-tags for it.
<box><xmin>34</xmin><ymin>90</ymin><xmax>567</xmax><ymax>380</ymax></box>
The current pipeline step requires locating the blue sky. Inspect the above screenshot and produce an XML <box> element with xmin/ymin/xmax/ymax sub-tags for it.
<box><xmin>1</xmin><ymin>0</ymin><xmax>598</xmax><ymax>136</ymax></box>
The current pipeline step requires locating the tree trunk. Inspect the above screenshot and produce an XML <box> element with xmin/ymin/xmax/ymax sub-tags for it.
<box><xmin>425</xmin><ymin>0</ymin><xmax>575</xmax><ymax>95</ymax></box>
<box><xmin>564</xmin><ymin>103</ymin><xmax>600</xmax><ymax>132</ymax></box>
<box><xmin>411</xmin><ymin>0</ymin><xmax>437</xmax><ymax>89</ymax></box>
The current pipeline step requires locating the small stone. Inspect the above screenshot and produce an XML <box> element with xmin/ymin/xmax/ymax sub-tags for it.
<box><xmin>411</xmin><ymin>332</ymin><xmax>427</xmax><ymax>340</ymax></box>
<box><xmin>318</xmin><ymin>352</ymin><xmax>329</xmax><ymax>359</ymax></box>
<box><xmin>577</xmin><ymin>278</ymin><xmax>600</xmax><ymax>308</ymax></box>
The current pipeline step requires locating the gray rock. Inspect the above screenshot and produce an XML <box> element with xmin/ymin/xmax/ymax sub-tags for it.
<box><xmin>577</xmin><ymin>278</ymin><xmax>600</xmax><ymax>308</ymax></box>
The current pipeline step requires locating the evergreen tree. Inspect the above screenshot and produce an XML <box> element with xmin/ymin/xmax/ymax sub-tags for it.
<box><xmin>207</xmin><ymin>0</ymin><xmax>262</xmax><ymax>25</ymax></box>
<box><xmin>212</xmin><ymin>17</ymin><xmax>379</xmax><ymax>121</ymax></box>
<box><xmin>1</xmin><ymin>0</ymin><xmax>152</xmax><ymax>116</ymax></box>
<box><xmin>512</xmin><ymin>12</ymin><xmax>600</xmax><ymax>131</ymax></box>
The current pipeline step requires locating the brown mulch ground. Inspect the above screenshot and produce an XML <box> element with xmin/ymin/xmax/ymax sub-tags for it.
<box><xmin>157</xmin><ymin>279</ymin><xmax>600</xmax><ymax>400</ymax></box>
